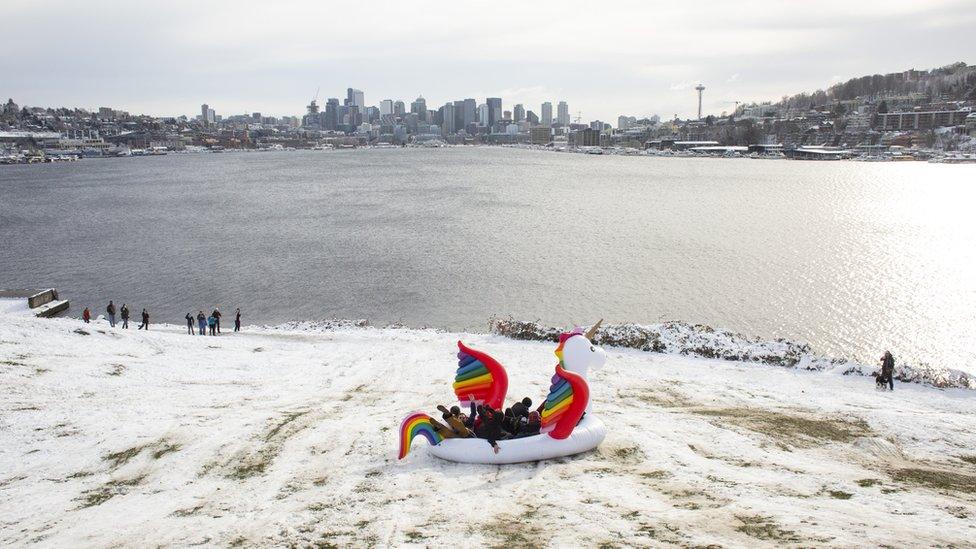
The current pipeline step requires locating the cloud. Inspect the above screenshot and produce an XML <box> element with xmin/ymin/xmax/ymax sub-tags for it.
<box><xmin>1</xmin><ymin>0</ymin><xmax>973</xmax><ymax>122</ymax></box>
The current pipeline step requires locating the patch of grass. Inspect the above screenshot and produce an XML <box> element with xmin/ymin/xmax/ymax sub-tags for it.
<box><xmin>107</xmin><ymin>363</ymin><xmax>125</xmax><ymax>376</ymax></box>
<box><xmin>958</xmin><ymin>455</ymin><xmax>976</xmax><ymax>465</ymax></box>
<box><xmin>172</xmin><ymin>504</ymin><xmax>205</xmax><ymax>517</ymax></box>
<box><xmin>77</xmin><ymin>475</ymin><xmax>147</xmax><ymax>508</ymax></box>
<box><xmin>828</xmin><ymin>490</ymin><xmax>853</xmax><ymax>500</ymax></box>
<box><xmin>252</xmin><ymin>347</ymin><xmax>265</xmax><ymax>352</ymax></box>
<box><xmin>693</xmin><ymin>407</ymin><xmax>871</xmax><ymax>446</ymax></box>
<box><xmin>857</xmin><ymin>478</ymin><xmax>881</xmax><ymax>488</ymax></box>
<box><xmin>152</xmin><ymin>441</ymin><xmax>182</xmax><ymax>459</ymax></box>
<box><xmin>265</xmin><ymin>410</ymin><xmax>309</xmax><ymax>442</ymax></box>
<box><xmin>0</xmin><ymin>360</ymin><xmax>27</xmax><ymax>366</ymax></box>
<box><xmin>892</xmin><ymin>468</ymin><xmax>976</xmax><ymax>493</ymax></box>
<box><xmin>104</xmin><ymin>445</ymin><xmax>146</xmax><ymax>467</ymax></box>
<box><xmin>639</xmin><ymin>470</ymin><xmax>670</xmax><ymax>480</ymax></box>
<box><xmin>735</xmin><ymin>514</ymin><xmax>800</xmax><ymax>542</ymax></box>
<box><xmin>404</xmin><ymin>530</ymin><xmax>428</xmax><ymax>541</ymax></box>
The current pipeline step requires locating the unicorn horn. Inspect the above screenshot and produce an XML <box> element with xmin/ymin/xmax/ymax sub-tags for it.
<box><xmin>584</xmin><ymin>319</ymin><xmax>603</xmax><ymax>340</ymax></box>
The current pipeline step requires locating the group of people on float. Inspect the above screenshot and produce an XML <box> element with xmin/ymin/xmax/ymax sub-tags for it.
<box><xmin>428</xmin><ymin>395</ymin><xmax>543</xmax><ymax>454</ymax></box>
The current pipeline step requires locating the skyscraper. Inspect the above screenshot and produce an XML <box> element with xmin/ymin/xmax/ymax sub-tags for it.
<box><xmin>462</xmin><ymin>98</ymin><xmax>477</xmax><ymax>127</ymax></box>
<box><xmin>513</xmin><ymin>104</ymin><xmax>525</xmax><ymax>122</ymax></box>
<box><xmin>541</xmin><ymin>102</ymin><xmax>552</xmax><ymax>126</ymax></box>
<box><xmin>442</xmin><ymin>102</ymin><xmax>456</xmax><ymax>134</ymax></box>
<box><xmin>557</xmin><ymin>101</ymin><xmax>570</xmax><ymax>125</ymax></box>
<box><xmin>346</xmin><ymin>88</ymin><xmax>364</xmax><ymax>108</ymax></box>
<box><xmin>201</xmin><ymin>104</ymin><xmax>216</xmax><ymax>124</ymax></box>
<box><xmin>478</xmin><ymin>103</ymin><xmax>490</xmax><ymax>127</ymax></box>
<box><xmin>486</xmin><ymin>97</ymin><xmax>502</xmax><ymax>129</ymax></box>
<box><xmin>380</xmin><ymin>99</ymin><xmax>393</xmax><ymax>116</ymax></box>
<box><xmin>324</xmin><ymin>98</ymin><xmax>339</xmax><ymax>130</ymax></box>
<box><xmin>393</xmin><ymin>100</ymin><xmax>406</xmax><ymax>117</ymax></box>
<box><xmin>411</xmin><ymin>96</ymin><xmax>427</xmax><ymax>117</ymax></box>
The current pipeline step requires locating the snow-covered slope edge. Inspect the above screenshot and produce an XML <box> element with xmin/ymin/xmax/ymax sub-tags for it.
<box><xmin>2</xmin><ymin>313</ymin><xmax>974</xmax><ymax>547</ymax></box>
<box><xmin>491</xmin><ymin>318</ymin><xmax>976</xmax><ymax>391</ymax></box>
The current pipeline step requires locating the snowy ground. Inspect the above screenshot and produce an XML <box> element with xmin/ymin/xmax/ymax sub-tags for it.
<box><xmin>1</xmin><ymin>313</ymin><xmax>974</xmax><ymax>548</ymax></box>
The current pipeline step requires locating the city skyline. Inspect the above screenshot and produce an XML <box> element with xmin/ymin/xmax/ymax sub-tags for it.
<box><xmin>3</xmin><ymin>0</ymin><xmax>973</xmax><ymax>122</ymax></box>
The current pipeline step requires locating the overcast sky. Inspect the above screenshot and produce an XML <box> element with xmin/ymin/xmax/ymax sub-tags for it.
<box><xmin>3</xmin><ymin>0</ymin><xmax>973</xmax><ymax>122</ymax></box>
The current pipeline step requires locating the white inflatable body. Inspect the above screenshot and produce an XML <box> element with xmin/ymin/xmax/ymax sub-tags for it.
<box><xmin>428</xmin><ymin>415</ymin><xmax>606</xmax><ymax>465</ymax></box>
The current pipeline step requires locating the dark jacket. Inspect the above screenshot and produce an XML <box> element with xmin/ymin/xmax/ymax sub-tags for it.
<box><xmin>120</xmin><ymin>306</ymin><xmax>129</xmax><ymax>320</ymax></box>
<box><xmin>107</xmin><ymin>303</ymin><xmax>115</xmax><ymax>315</ymax></box>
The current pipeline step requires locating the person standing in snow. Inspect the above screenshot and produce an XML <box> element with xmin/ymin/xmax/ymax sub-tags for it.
<box><xmin>207</xmin><ymin>313</ymin><xmax>217</xmax><ymax>336</ymax></box>
<box><xmin>185</xmin><ymin>313</ymin><xmax>194</xmax><ymax>335</ymax></box>
<box><xmin>880</xmin><ymin>351</ymin><xmax>895</xmax><ymax>391</ymax></box>
<box><xmin>234</xmin><ymin>308</ymin><xmax>241</xmax><ymax>332</ymax></box>
<box><xmin>120</xmin><ymin>303</ymin><xmax>130</xmax><ymax>329</ymax></box>
<box><xmin>82</xmin><ymin>307</ymin><xmax>91</xmax><ymax>323</ymax></box>
<box><xmin>106</xmin><ymin>300</ymin><xmax>116</xmax><ymax>327</ymax></box>
<box><xmin>197</xmin><ymin>311</ymin><xmax>207</xmax><ymax>336</ymax></box>
<box><xmin>212</xmin><ymin>308</ymin><xmax>222</xmax><ymax>334</ymax></box>
<box><xmin>138</xmin><ymin>308</ymin><xmax>149</xmax><ymax>330</ymax></box>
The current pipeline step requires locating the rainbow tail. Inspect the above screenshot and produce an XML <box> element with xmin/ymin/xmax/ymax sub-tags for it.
<box><xmin>398</xmin><ymin>412</ymin><xmax>444</xmax><ymax>459</ymax></box>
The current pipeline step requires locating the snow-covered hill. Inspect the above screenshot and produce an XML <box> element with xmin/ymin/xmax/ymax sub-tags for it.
<box><xmin>0</xmin><ymin>313</ymin><xmax>973</xmax><ymax>547</ymax></box>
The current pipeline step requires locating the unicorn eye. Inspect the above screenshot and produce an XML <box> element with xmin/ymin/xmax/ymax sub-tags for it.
<box><xmin>590</xmin><ymin>346</ymin><xmax>595</xmax><ymax>352</ymax></box>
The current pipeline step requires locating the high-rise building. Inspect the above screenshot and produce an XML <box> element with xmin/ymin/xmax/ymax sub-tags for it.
<box><xmin>393</xmin><ymin>100</ymin><xmax>406</xmax><ymax>117</ymax></box>
<box><xmin>442</xmin><ymin>102</ymin><xmax>456</xmax><ymax>134</ymax></box>
<box><xmin>541</xmin><ymin>102</ymin><xmax>552</xmax><ymax>126</ymax></box>
<box><xmin>380</xmin><ymin>99</ymin><xmax>393</xmax><ymax>116</ymax></box>
<box><xmin>478</xmin><ymin>103</ymin><xmax>490</xmax><ymax>126</ymax></box>
<box><xmin>487</xmin><ymin>97</ymin><xmax>502</xmax><ymax>128</ymax></box>
<box><xmin>557</xmin><ymin>101</ymin><xmax>570</xmax><ymax>125</ymax></box>
<box><xmin>462</xmin><ymin>98</ymin><xmax>477</xmax><ymax>127</ymax></box>
<box><xmin>324</xmin><ymin>98</ymin><xmax>339</xmax><ymax>130</ymax></box>
<box><xmin>201</xmin><ymin>104</ymin><xmax>216</xmax><ymax>124</ymax></box>
<box><xmin>514</xmin><ymin>104</ymin><xmax>525</xmax><ymax>122</ymax></box>
<box><xmin>452</xmin><ymin>100</ymin><xmax>465</xmax><ymax>132</ymax></box>
<box><xmin>410</xmin><ymin>96</ymin><xmax>427</xmax><ymax>117</ymax></box>
<box><xmin>526</xmin><ymin>110</ymin><xmax>539</xmax><ymax>125</ymax></box>
<box><xmin>346</xmin><ymin>88</ymin><xmax>364</xmax><ymax>108</ymax></box>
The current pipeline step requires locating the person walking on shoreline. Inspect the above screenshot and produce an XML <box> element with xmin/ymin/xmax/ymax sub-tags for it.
<box><xmin>185</xmin><ymin>312</ymin><xmax>194</xmax><ymax>335</ymax></box>
<box><xmin>213</xmin><ymin>308</ymin><xmax>222</xmax><ymax>334</ymax></box>
<box><xmin>880</xmin><ymin>351</ymin><xmax>895</xmax><ymax>391</ymax></box>
<box><xmin>197</xmin><ymin>311</ymin><xmax>206</xmax><ymax>336</ymax></box>
<box><xmin>138</xmin><ymin>308</ymin><xmax>149</xmax><ymax>330</ymax></box>
<box><xmin>83</xmin><ymin>307</ymin><xmax>91</xmax><ymax>323</ymax></box>
<box><xmin>120</xmin><ymin>303</ymin><xmax>130</xmax><ymax>329</ymax></box>
<box><xmin>106</xmin><ymin>300</ymin><xmax>116</xmax><ymax>327</ymax></box>
<box><xmin>234</xmin><ymin>308</ymin><xmax>241</xmax><ymax>332</ymax></box>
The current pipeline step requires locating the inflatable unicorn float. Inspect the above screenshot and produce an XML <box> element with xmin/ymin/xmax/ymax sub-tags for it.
<box><xmin>398</xmin><ymin>320</ymin><xmax>607</xmax><ymax>464</ymax></box>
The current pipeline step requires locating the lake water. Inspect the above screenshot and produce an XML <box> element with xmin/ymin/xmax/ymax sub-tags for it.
<box><xmin>1</xmin><ymin>148</ymin><xmax>974</xmax><ymax>372</ymax></box>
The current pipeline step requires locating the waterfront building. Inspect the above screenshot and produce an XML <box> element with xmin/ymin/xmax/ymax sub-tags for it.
<box><xmin>380</xmin><ymin>99</ymin><xmax>393</xmax><ymax>116</ymax></box>
<box><xmin>513</xmin><ymin>104</ymin><xmax>525</xmax><ymax>122</ymax></box>
<box><xmin>529</xmin><ymin>125</ymin><xmax>551</xmax><ymax>145</ymax></box>
<box><xmin>541</xmin><ymin>102</ymin><xmax>552</xmax><ymax>126</ymax></box>
<box><xmin>557</xmin><ymin>101</ymin><xmax>570</xmax><ymax>126</ymax></box>
<box><xmin>876</xmin><ymin>109</ymin><xmax>970</xmax><ymax>131</ymax></box>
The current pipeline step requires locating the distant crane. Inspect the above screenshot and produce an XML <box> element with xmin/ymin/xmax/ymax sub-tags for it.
<box><xmin>573</xmin><ymin>110</ymin><xmax>583</xmax><ymax>124</ymax></box>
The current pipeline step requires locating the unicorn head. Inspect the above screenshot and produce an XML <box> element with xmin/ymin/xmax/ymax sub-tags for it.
<box><xmin>555</xmin><ymin>319</ymin><xmax>607</xmax><ymax>382</ymax></box>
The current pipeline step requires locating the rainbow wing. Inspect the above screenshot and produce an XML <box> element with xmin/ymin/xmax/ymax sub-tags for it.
<box><xmin>540</xmin><ymin>365</ymin><xmax>590</xmax><ymax>440</ymax></box>
<box><xmin>453</xmin><ymin>341</ymin><xmax>509</xmax><ymax>410</ymax></box>
<box><xmin>398</xmin><ymin>412</ymin><xmax>444</xmax><ymax>459</ymax></box>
